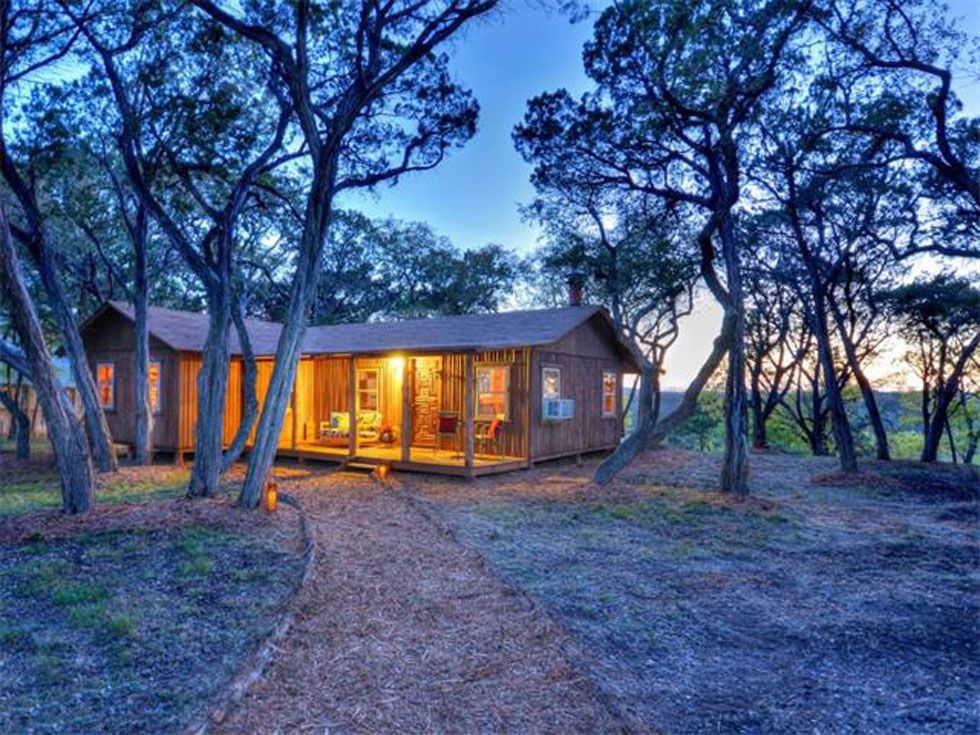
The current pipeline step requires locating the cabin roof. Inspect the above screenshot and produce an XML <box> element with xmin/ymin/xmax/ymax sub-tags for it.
<box><xmin>94</xmin><ymin>301</ymin><xmax>639</xmax><ymax>369</ymax></box>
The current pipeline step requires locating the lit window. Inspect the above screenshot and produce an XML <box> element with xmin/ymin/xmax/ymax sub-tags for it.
<box><xmin>149</xmin><ymin>360</ymin><xmax>162</xmax><ymax>415</ymax></box>
<box><xmin>542</xmin><ymin>366</ymin><xmax>561</xmax><ymax>401</ymax></box>
<box><xmin>97</xmin><ymin>362</ymin><xmax>115</xmax><ymax>410</ymax></box>
<box><xmin>357</xmin><ymin>368</ymin><xmax>379</xmax><ymax>411</ymax></box>
<box><xmin>476</xmin><ymin>365</ymin><xmax>509</xmax><ymax>419</ymax></box>
<box><xmin>602</xmin><ymin>370</ymin><xmax>618</xmax><ymax>417</ymax></box>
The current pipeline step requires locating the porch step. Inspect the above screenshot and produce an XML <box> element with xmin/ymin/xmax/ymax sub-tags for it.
<box><xmin>343</xmin><ymin>460</ymin><xmax>382</xmax><ymax>473</ymax></box>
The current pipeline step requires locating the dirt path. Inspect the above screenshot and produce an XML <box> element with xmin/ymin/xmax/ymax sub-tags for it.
<box><xmin>216</xmin><ymin>472</ymin><xmax>615</xmax><ymax>734</ymax></box>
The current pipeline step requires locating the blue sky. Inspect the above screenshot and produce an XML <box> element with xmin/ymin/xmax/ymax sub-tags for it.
<box><xmin>341</xmin><ymin>2</ymin><xmax>596</xmax><ymax>252</ymax></box>
<box><xmin>343</xmin><ymin>0</ymin><xmax>979</xmax><ymax>386</ymax></box>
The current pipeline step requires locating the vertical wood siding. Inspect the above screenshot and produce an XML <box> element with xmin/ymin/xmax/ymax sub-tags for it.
<box><xmin>178</xmin><ymin>355</ymin><xmax>244</xmax><ymax>450</ymax></box>
<box><xmin>529</xmin><ymin>318</ymin><xmax>624</xmax><ymax>460</ymax></box>
<box><xmin>438</xmin><ymin>349</ymin><xmax>530</xmax><ymax>458</ymax></box>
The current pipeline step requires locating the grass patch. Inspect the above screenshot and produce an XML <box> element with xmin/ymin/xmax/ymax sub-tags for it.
<box><xmin>441</xmin><ymin>454</ymin><xmax>980</xmax><ymax>734</ymax></box>
<box><xmin>0</xmin><ymin>449</ymin><xmax>191</xmax><ymax>516</ymax></box>
<box><xmin>0</xmin><ymin>525</ymin><xmax>303</xmax><ymax>734</ymax></box>
<box><xmin>52</xmin><ymin>581</ymin><xmax>110</xmax><ymax>607</ymax></box>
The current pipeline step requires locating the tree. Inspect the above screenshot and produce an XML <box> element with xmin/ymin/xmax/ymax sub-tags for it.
<box><xmin>67</xmin><ymin>0</ymin><xmax>293</xmax><ymax>495</ymax></box>
<box><xmin>516</xmin><ymin>0</ymin><xmax>812</xmax><ymax>494</ymax></box>
<box><xmin>0</xmin><ymin>0</ymin><xmax>118</xmax><ymax>473</ymax></box>
<box><xmin>24</xmin><ymin>94</ymin><xmax>176</xmax><ymax>465</ymax></box>
<box><xmin>816</xmin><ymin>0</ymin><xmax>979</xmax><ymax>260</ymax></box>
<box><xmin>252</xmin><ymin>213</ymin><xmax>520</xmax><ymax>324</ymax></box>
<box><xmin>0</xmin><ymin>203</ymin><xmax>94</xmax><ymax>512</ymax></box>
<box><xmin>526</xmin><ymin>199</ymin><xmax>697</xmax><ymax>431</ymax></box>
<box><xmin>742</xmin><ymin>246</ymin><xmax>806</xmax><ymax>449</ymax></box>
<box><xmin>375</xmin><ymin>221</ymin><xmax>518</xmax><ymax>319</ymax></box>
<box><xmin>0</xmin><ymin>358</ymin><xmax>29</xmax><ymax>458</ymax></box>
<box><xmin>885</xmin><ymin>275</ymin><xmax>980</xmax><ymax>462</ymax></box>
<box><xmin>195</xmin><ymin>0</ymin><xmax>499</xmax><ymax>507</ymax></box>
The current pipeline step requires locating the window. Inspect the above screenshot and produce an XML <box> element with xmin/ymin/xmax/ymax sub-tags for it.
<box><xmin>149</xmin><ymin>360</ymin><xmax>162</xmax><ymax>415</ymax></box>
<box><xmin>602</xmin><ymin>370</ymin><xmax>618</xmax><ymax>418</ymax></box>
<box><xmin>96</xmin><ymin>362</ymin><xmax>115</xmax><ymax>410</ymax></box>
<box><xmin>542</xmin><ymin>366</ymin><xmax>562</xmax><ymax>401</ymax></box>
<box><xmin>476</xmin><ymin>365</ymin><xmax>509</xmax><ymax>419</ymax></box>
<box><xmin>357</xmin><ymin>368</ymin><xmax>379</xmax><ymax>411</ymax></box>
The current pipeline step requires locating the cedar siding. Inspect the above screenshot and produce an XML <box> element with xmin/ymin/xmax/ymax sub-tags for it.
<box><xmin>80</xmin><ymin>308</ymin><xmax>182</xmax><ymax>450</ymax></box>
<box><xmin>530</xmin><ymin>316</ymin><xmax>624</xmax><ymax>461</ymax></box>
<box><xmin>80</xmin><ymin>303</ymin><xmax>637</xmax><ymax>472</ymax></box>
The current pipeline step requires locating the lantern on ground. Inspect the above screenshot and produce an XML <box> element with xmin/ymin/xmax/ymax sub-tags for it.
<box><xmin>264</xmin><ymin>480</ymin><xmax>278</xmax><ymax>513</ymax></box>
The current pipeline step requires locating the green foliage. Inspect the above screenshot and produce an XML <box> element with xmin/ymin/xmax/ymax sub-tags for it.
<box><xmin>668</xmin><ymin>392</ymin><xmax>726</xmax><ymax>454</ymax></box>
<box><xmin>257</xmin><ymin>213</ymin><xmax>521</xmax><ymax>323</ymax></box>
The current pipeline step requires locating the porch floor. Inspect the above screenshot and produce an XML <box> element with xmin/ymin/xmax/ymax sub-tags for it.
<box><xmin>288</xmin><ymin>441</ymin><xmax>527</xmax><ymax>476</ymax></box>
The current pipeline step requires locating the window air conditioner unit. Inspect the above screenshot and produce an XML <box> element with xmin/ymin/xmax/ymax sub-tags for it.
<box><xmin>543</xmin><ymin>398</ymin><xmax>575</xmax><ymax>421</ymax></box>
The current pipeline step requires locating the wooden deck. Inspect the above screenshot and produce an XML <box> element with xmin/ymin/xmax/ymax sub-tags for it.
<box><xmin>284</xmin><ymin>441</ymin><xmax>528</xmax><ymax>477</ymax></box>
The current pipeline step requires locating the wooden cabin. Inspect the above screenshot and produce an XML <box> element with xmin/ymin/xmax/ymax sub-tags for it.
<box><xmin>80</xmin><ymin>301</ymin><xmax>639</xmax><ymax>477</ymax></box>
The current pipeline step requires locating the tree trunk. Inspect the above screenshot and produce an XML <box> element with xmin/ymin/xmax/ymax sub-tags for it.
<box><xmin>808</xmin><ymin>278</ymin><xmax>857</xmax><ymax>471</ymax></box>
<box><xmin>221</xmin><ymin>291</ymin><xmax>259</xmax><ymax>472</ymax></box>
<box><xmin>187</xmin><ymin>282</ymin><xmax>233</xmax><ymax>498</ymax></box>
<box><xmin>827</xmin><ymin>295</ymin><xmax>890</xmax><ymax>460</ymax></box>
<box><xmin>24</xmin><ymin>234</ymin><xmax>118</xmax><ymax>473</ymax></box>
<box><xmin>240</xmin><ymin>165</ymin><xmax>336</xmax><ymax>507</ymax></box>
<box><xmin>239</xmin><ymin>305</ymin><xmax>306</xmax><ymax>506</ymax></box>
<box><xmin>750</xmin><ymin>370</ymin><xmax>767</xmax><ymax>449</ymax></box>
<box><xmin>921</xmin><ymin>333</ymin><xmax>980</xmax><ymax>462</ymax></box>
<box><xmin>132</xmin><ymin>211</ymin><xmax>152</xmax><ymax>464</ymax></box>
<box><xmin>0</xmin><ymin>388</ymin><xmax>29</xmax><ymax>459</ymax></box>
<box><xmin>945</xmin><ymin>418</ymin><xmax>957</xmax><ymax>463</ymax></box>
<box><xmin>0</xmin><ymin>205</ymin><xmax>94</xmax><ymax>512</ymax></box>
<box><xmin>717</xmin><ymin>214</ymin><xmax>749</xmax><ymax>496</ymax></box>
<box><xmin>595</xmin><ymin>309</ymin><xmax>736</xmax><ymax>485</ymax></box>
<box><xmin>961</xmin><ymin>389</ymin><xmax>978</xmax><ymax>464</ymax></box>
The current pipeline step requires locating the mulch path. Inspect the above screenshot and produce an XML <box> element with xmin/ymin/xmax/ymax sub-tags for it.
<box><xmin>215</xmin><ymin>470</ymin><xmax>618</xmax><ymax>734</ymax></box>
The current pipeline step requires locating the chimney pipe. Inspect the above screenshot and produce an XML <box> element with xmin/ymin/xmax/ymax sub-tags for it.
<box><xmin>567</xmin><ymin>271</ymin><xmax>585</xmax><ymax>307</ymax></box>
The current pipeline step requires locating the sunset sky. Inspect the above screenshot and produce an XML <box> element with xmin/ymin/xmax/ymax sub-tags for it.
<box><xmin>342</xmin><ymin>0</ymin><xmax>980</xmax><ymax>389</ymax></box>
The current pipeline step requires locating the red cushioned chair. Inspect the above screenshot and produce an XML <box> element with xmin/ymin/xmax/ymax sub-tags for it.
<box><xmin>475</xmin><ymin>417</ymin><xmax>503</xmax><ymax>457</ymax></box>
<box><xmin>436</xmin><ymin>411</ymin><xmax>459</xmax><ymax>457</ymax></box>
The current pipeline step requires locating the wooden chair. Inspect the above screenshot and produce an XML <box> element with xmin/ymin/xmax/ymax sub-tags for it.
<box><xmin>475</xmin><ymin>417</ymin><xmax>503</xmax><ymax>457</ymax></box>
<box><xmin>436</xmin><ymin>411</ymin><xmax>459</xmax><ymax>457</ymax></box>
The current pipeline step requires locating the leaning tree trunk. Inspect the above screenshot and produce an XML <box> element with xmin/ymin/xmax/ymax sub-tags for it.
<box><xmin>0</xmin><ymin>387</ymin><xmax>29</xmax><ymax>458</ymax></box>
<box><xmin>25</xmin><ymin>235</ymin><xmax>117</xmax><ymax>473</ymax></box>
<box><xmin>187</xmin><ymin>280</ymin><xmax>234</xmax><ymax>498</ymax></box>
<box><xmin>828</xmin><ymin>297</ymin><xmax>889</xmax><ymax>460</ymax></box>
<box><xmin>921</xmin><ymin>334</ymin><xmax>980</xmax><ymax>462</ymax></box>
<box><xmin>717</xmin><ymin>214</ymin><xmax>749</xmax><ymax>496</ymax></box>
<box><xmin>240</xmin><ymin>165</ymin><xmax>336</xmax><ymax>508</ymax></box>
<box><xmin>0</xmin><ymin>205</ymin><xmax>94</xmax><ymax>512</ymax></box>
<box><xmin>132</xmin><ymin>212</ymin><xmax>153</xmax><ymax>464</ymax></box>
<box><xmin>750</xmin><ymin>367</ymin><xmax>767</xmax><ymax>449</ymax></box>
<box><xmin>807</xmin><ymin>276</ymin><xmax>857</xmax><ymax>472</ymax></box>
<box><xmin>595</xmin><ymin>310</ymin><xmax>736</xmax><ymax>485</ymax></box>
<box><xmin>221</xmin><ymin>291</ymin><xmax>259</xmax><ymax>472</ymax></box>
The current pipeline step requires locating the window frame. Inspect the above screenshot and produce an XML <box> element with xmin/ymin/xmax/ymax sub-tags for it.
<box><xmin>475</xmin><ymin>364</ymin><xmax>510</xmax><ymax>421</ymax></box>
<box><xmin>96</xmin><ymin>361</ymin><xmax>116</xmax><ymax>412</ymax></box>
<box><xmin>356</xmin><ymin>367</ymin><xmax>380</xmax><ymax>412</ymax></box>
<box><xmin>541</xmin><ymin>365</ymin><xmax>562</xmax><ymax>402</ymax></box>
<box><xmin>601</xmin><ymin>369</ymin><xmax>618</xmax><ymax>418</ymax></box>
<box><xmin>149</xmin><ymin>359</ymin><xmax>163</xmax><ymax>416</ymax></box>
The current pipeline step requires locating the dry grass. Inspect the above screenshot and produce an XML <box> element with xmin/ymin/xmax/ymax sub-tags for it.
<box><xmin>424</xmin><ymin>449</ymin><xmax>980</xmax><ymax>734</ymax></box>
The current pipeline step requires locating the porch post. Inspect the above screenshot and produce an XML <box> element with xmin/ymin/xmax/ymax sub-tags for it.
<box><xmin>464</xmin><ymin>352</ymin><xmax>475</xmax><ymax>479</ymax></box>
<box><xmin>401</xmin><ymin>359</ymin><xmax>411</xmax><ymax>463</ymax></box>
<box><xmin>347</xmin><ymin>356</ymin><xmax>356</xmax><ymax>459</ymax></box>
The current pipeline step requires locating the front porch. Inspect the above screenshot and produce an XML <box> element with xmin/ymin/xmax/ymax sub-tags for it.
<box><xmin>268</xmin><ymin>349</ymin><xmax>530</xmax><ymax>478</ymax></box>
<box><xmin>286</xmin><ymin>442</ymin><xmax>527</xmax><ymax>476</ymax></box>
